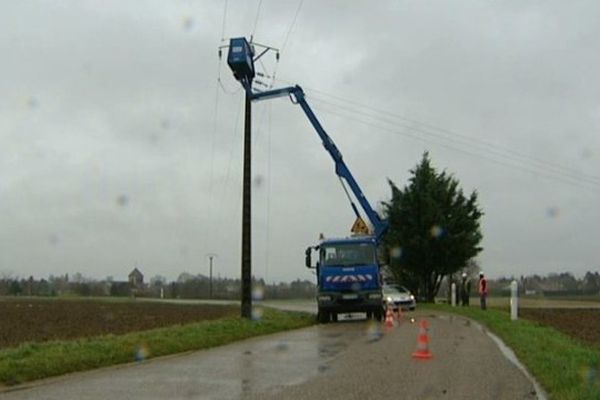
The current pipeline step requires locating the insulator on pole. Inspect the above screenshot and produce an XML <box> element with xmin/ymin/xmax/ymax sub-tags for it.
<box><xmin>218</xmin><ymin>49</ymin><xmax>222</xmax><ymax>59</ymax></box>
<box><xmin>276</xmin><ymin>52</ymin><xmax>280</xmax><ymax>61</ymax></box>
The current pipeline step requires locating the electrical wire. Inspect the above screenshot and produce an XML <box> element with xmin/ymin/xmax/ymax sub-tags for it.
<box><xmin>280</xmin><ymin>0</ymin><xmax>304</xmax><ymax>54</ymax></box>
<box><xmin>217</xmin><ymin>56</ymin><xmax>242</xmax><ymax>95</ymax></box>
<box><xmin>309</xmin><ymin>101</ymin><xmax>599</xmax><ymax>191</ymax></box>
<box><xmin>264</xmin><ymin>101</ymin><xmax>273</xmax><ymax>283</ymax></box>
<box><xmin>251</xmin><ymin>0</ymin><xmax>263</xmax><ymax>40</ymax></box>
<box><xmin>275</xmin><ymin>78</ymin><xmax>600</xmax><ymax>187</ymax></box>
<box><xmin>208</xmin><ymin>56</ymin><xmax>222</xmax><ymax>247</ymax></box>
<box><xmin>214</xmin><ymin>95</ymin><xmax>244</xmax><ymax>240</ymax></box>
<box><xmin>278</xmin><ymin>79</ymin><xmax>600</xmax><ymax>191</ymax></box>
<box><xmin>220</xmin><ymin>0</ymin><xmax>228</xmax><ymax>42</ymax></box>
<box><xmin>308</xmin><ymin>95</ymin><xmax>600</xmax><ymax>188</ymax></box>
<box><xmin>269</xmin><ymin>0</ymin><xmax>304</xmax><ymax>87</ymax></box>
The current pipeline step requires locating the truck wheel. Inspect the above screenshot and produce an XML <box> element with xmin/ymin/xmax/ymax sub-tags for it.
<box><xmin>317</xmin><ymin>310</ymin><xmax>329</xmax><ymax>324</ymax></box>
<box><xmin>375</xmin><ymin>309</ymin><xmax>383</xmax><ymax>322</ymax></box>
<box><xmin>331</xmin><ymin>313</ymin><xmax>338</xmax><ymax>322</ymax></box>
<box><xmin>366</xmin><ymin>311</ymin><xmax>373</xmax><ymax>319</ymax></box>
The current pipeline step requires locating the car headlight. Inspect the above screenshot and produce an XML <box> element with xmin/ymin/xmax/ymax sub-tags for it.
<box><xmin>318</xmin><ymin>295</ymin><xmax>331</xmax><ymax>302</ymax></box>
<box><xmin>368</xmin><ymin>293</ymin><xmax>382</xmax><ymax>299</ymax></box>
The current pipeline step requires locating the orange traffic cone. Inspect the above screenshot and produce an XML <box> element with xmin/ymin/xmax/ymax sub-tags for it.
<box><xmin>412</xmin><ymin>319</ymin><xmax>433</xmax><ymax>359</ymax></box>
<box><xmin>384</xmin><ymin>306</ymin><xmax>395</xmax><ymax>329</ymax></box>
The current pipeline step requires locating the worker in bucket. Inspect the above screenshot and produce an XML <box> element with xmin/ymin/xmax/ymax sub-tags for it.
<box><xmin>460</xmin><ymin>272</ymin><xmax>471</xmax><ymax>306</ymax></box>
<box><xmin>478</xmin><ymin>272</ymin><xmax>488</xmax><ymax>310</ymax></box>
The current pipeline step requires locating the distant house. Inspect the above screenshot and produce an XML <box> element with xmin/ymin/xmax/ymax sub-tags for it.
<box><xmin>128</xmin><ymin>268</ymin><xmax>144</xmax><ymax>289</ymax></box>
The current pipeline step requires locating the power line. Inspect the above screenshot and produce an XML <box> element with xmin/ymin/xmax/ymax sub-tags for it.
<box><xmin>308</xmin><ymin>95</ymin><xmax>600</xmax><ymax>188</ymax></box>
<box><xmin>270</xmin><ymin>0</ymin><xmax>303</xmax><ymax>86</ymax></box>
<box><xmin>251</xmin><ymin>0</ymin><xmax>263</xmax><ymax>40</ymax></box>
<box><xmin>280</xmin><ymin>0</ymin><xmax>304</xmax><ymax>54</ymax></box>
<box><xmin>208</xmin><ymin>55</ymin><xmax>222</xmax><ymax>246</ymax></box>
<box><xmin>308</xmin><ymin>101</ymin><xmax>600</xmax><ymax>191</ymax></box>
<box><xmin>217</xmin><ymin>56</ymin><xmax>242</xmax><ymax>95</ymax></box>
<box><xmin>310</xmin><ymin>105</ymin><xmax>595</xmax><ymax>191</ymax></box>
<box><xmin>220</xmin><ymin>0</ymin><xmax>228</xmax><ymax>42</ymax></box>
<box><xmin>214</xmin><ymin>95</ymin><xmax>244</xmax><ymax>240</ymax></box>
<box><xmin>264</xmin><ymin>101</ymin><xmax>273</xmax><ymax>283</ymax></box>
<box><xmin>276</xmin><ymin>78</ymin><xmax>600</xmax><ymax>187</ymax></box>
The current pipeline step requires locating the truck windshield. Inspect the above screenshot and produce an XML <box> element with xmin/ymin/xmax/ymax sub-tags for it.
<box><xmin>320</xmin><ymin>243</ymin><xmax>376</xmax><ymax>266</ymax></box>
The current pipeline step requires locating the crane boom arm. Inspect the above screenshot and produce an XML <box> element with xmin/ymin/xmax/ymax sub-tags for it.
<box><xmin>251</xmin><ymin>85</ymin><xmax>389</xmax><ymax>242</ymax></box>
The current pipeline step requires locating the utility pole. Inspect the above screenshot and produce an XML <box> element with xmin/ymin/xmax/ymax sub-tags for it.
<box><xmin>241</xmin><ymin>90</ymin><xmax>252</xmax><ymax>319</ymax></box>
<box><xmin>206</xmin><ymin>253</ymin><xmax>217</xmax><ymax>299</ymax></box>
<box><xmin>222</xmin><ymin>37</ymin><xmax>278</xmax><ymax>319</ymax></box>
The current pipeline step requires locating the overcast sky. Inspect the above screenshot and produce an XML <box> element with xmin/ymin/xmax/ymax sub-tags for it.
<box><xmin>1</xmin><ymin>1</ymin><xmax>599</xmax><ymax>283</ymax></box>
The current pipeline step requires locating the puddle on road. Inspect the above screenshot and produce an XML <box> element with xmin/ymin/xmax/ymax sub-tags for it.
<box><xmin>207</xmin><ymin>320</ymin><xmax>372</xmax><ymax>399</ymax></box>
<box><xmin>318</xmin><ymin>342</ymin><xmax>347</xmax><ymax>358</ymax></box>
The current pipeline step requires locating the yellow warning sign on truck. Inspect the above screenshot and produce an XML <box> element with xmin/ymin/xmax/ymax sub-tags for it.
<box><xmin>351</xmin><ymin>217</ymin><xmax>370</xmax><ymax>235</ymax></box>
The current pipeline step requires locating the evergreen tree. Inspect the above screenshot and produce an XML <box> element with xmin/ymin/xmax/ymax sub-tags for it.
<box><xmin>382</xmin><ymin>153</ymin><xmax>483</xmax><ymax>302</ymax></box>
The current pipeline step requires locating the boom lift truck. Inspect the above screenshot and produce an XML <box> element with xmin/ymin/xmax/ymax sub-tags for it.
<box><xmin>226</xmin><ymin>37</ymin><xmax>389</xmax><ymax>323</ymax></box>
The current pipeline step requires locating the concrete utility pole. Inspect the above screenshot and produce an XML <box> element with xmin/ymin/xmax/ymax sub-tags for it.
<box><xmin>206</xmin><ymin>253</ymin><xmax>218</xmax><ymax>299</ymax></box>
<box><xmin>241</xmin><ymin>90</ymin><xmax>252</xmax><ymax>319</ymax></box>
<box><xmin>222</xmin><ymin>37</ymin><xmax>279</xmax><ymax>319</ymax></box>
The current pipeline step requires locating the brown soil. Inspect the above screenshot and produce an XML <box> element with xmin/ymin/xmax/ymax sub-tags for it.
<box><xmin>0</xmin><ymin>298</ymin><xmax>238</xmax><ymax>349</ymax></box>
<box><xmin>520</xmin><ymin>308</ymin><xmax>600</xmax><ymax>346</ymax></box>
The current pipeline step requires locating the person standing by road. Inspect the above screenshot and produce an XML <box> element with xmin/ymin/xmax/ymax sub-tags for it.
<box><xmin>460</xmin><ymin>273</ymin><xmax>471</xmax><ymax>306</ymax></box>
<box><xmin>478</xmin><ymin>272</ymin><xmax>488</xmax><ymax>310</ymax></box>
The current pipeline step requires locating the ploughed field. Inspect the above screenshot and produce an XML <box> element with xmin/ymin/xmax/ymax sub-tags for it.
<box><xmin>520</xmin><ymin>308</ymin><xmax>600</xmax><ymax>346</ymax></box>
<box><xmin>0</xmin><ymin>298</ymin><xmax>238</xmax><ymax>349</ymax></box>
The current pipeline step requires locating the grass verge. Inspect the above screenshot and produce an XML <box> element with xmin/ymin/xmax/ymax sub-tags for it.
<box><xmin>423</xmin><ymin>304</ymin><xmax>600</xmax><ymax>400</ymax></box>
<box><xmin>0</xmin><ymin>308</ymin><xmax>314</xmax><ymax>387</ymax></box>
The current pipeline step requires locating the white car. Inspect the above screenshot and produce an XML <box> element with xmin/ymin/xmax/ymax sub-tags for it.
<box><xmin>383</xmin><ymin>285</ymin><xmax>416</xmax><ymax>311</ymax></box>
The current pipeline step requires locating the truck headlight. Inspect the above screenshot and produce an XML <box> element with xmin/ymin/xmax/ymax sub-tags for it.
<box><xmin>386</xmin><ymin>297</ymin><xmax>393</xmax><ymax>303</ymax></box>
<box><xmin>410</xmin><ymin>295</ymin><xmax>415</xmax><ymax>300</ymax></box>
<box><xmin>318</xmin><ymin>295</ymin><xmax>332</xmax><ymax>302</ymax></box>
<box><xmin>368</xmin><ymin>293</ymin><xmax>382</xmax><ymax>299</ymax></box>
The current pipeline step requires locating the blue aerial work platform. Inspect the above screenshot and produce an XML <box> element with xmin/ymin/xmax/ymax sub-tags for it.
<box><xmin>227</xmin><ymin>37</ymin><xmax>255</xmax><ymax>83</ymax></box>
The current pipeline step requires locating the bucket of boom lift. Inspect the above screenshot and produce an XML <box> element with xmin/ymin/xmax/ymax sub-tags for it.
<box><xmin>227</xmin><ymin>37</ymin><xmax>255</xmax><ymax>82</ymax></box>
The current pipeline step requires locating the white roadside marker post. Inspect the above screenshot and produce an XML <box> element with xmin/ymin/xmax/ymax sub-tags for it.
<box><xmin>511</xmin><ymin>280</ymin><xmax>518</xmax><ymax>320</ymax></box>
<box><xmin>451</xmin><ymin>282</ymin><xmax>456</xmax><ymax>307</ymax></box>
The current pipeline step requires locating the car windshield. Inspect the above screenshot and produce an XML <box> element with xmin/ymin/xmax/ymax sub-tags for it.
<box><xmin>320</xmin><ymin>243</ymin><xmax>376</xmax><ymax>266</ymax></box>
<box><xmin>383</xmin><ymin>286</ymin><xmax>408</xmax><ymax>295</ymax></box>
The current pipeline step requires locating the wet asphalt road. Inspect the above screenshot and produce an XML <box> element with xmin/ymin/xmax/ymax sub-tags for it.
<box><xmin>0</xmin><ymin>307</ymin><xmax>540</xmax><ymax>400</ymax></box>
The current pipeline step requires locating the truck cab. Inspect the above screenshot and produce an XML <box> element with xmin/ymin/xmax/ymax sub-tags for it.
<box><xmin>307</xmin><ymin>236</ymin><xmax>384</xmax><ymax>322</ymax></box>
